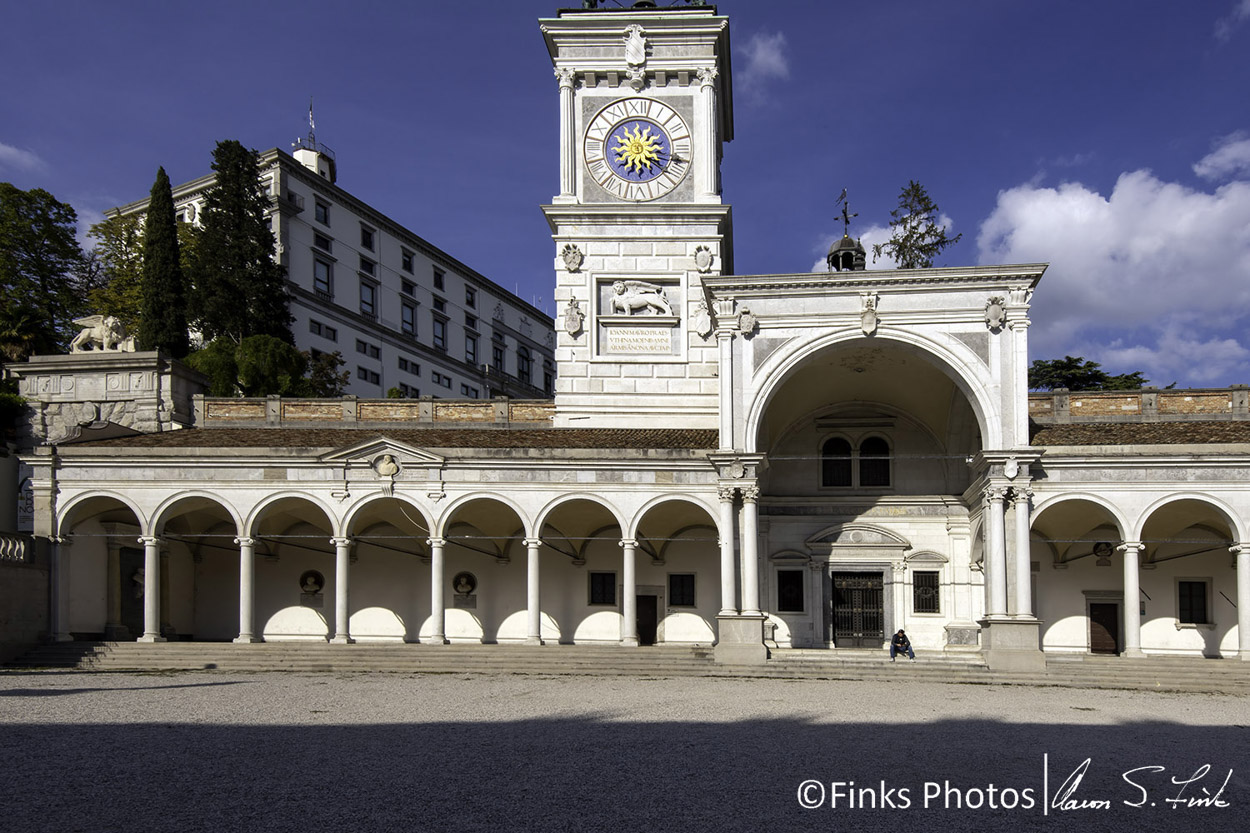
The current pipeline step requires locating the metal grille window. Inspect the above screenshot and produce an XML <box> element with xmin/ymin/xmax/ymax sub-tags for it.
<box><xmin>589</xmin><ymin>572</ymin><xmax>616</xmax><ymax>606</ymax></box>
<box><xmin>1178</xmin><ymin>580</ymin><xmax>1209</xmax><ymax>624</ymax></box>
<box><xmin>777</xmin><ymin>570</ymin><xmax>805</xmax><ymax>612</ymax></box>
<box><xmin>669</xmin><ymin>574</ymin><xmax>695</xmax><ymax>607</ymax></box>
<box><xmin>913</xmin><ymin>570</ymin><xmax>940</xmax><ymax>614</ymax></box>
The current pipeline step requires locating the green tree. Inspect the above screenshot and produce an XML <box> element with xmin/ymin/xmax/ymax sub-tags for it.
<box><xmin>185</xmin><ymin>336</ymin><xmax>343</xmax><ymax>397</ymax></box>
<box><xmin>872</xmin><ymin>180</ymin><xmax>963</xmax><ymax>268</ymax></box>
<box><xmin>85</xmin><ymin>213</ymin><xmax>144</xmax><ymax>331</ymax></box>
<box><xmin>190</xmin><ymin>140</ymin><xmax>292</xmax><ymax>344</ymax></box>
<box><xmin>306</xmin><ymin>350</ymin><xmax>350</xmax><ymax>396</ymax></box>
<box><xmin>138</xmin><ymin>167</ymin><xmax>190</xmax><ymax>357</ymax></box>
<box><xmin>1028</xmin><ymin>356</ymin><xmax>1150</xmax><ymax>391</ymax></box>
<box><xmin>0</xmin><ymin>183</ymin><xmax>85</xmax><ymax>357</ymax></box>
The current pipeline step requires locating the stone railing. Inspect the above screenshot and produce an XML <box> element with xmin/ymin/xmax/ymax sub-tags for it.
<box><xmin>196</xmin><ymin>395</ymin><xmax>555</xmax><ymax>428</ymax></box>
<box><xmin>1029</xmin><ymin>385</ymin><xmax>1250</xmax><ymax>424</ymax></box>
<box><xmin>0</xmin><ymin>534</ymin><xmax>30</xmax><ymax>563</ymax></box>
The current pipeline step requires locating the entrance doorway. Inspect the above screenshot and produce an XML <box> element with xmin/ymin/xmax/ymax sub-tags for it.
<box><xmin>831</xmin><ymin>572</ymin><xmax>884</xmax><ymax>647</ymax></box>
<box><xmin>1089</xmin><ymin>602</ymin><xmax>1120</xmax><ymax>655</ymax></box>
<box><xmin>636</xmin><ymin>594</ymin><xmax>658</xmax><ymax>646</ymax></box>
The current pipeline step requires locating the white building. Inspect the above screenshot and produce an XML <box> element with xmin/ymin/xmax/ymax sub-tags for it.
<box><xmin>108</xmin><ymin>144</ymin><xmax>555</xmax><ymax>401</ymax></box>
<box><xmin>8</xmin><ymin>3</ymin><xmax>1249</xmax><ymax>669</ymax></box>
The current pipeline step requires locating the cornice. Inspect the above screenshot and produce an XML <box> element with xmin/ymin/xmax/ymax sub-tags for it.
<box><xmin>702</xmin><ymin>264</ymin><xmax>1046</xmax><ymax>295</ymax></box>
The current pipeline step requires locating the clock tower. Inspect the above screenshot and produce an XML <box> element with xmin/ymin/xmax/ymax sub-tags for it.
<box><xmin>541</xmin><ymin>4</ymin><xmax>733</xmax><ymax>427</ymax></box>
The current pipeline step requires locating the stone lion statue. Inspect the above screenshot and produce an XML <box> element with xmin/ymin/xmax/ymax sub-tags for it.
<box><xmin>70</xmin><ymin>315</ymin><xmax>134</xmax><ymax>353</ymax></box>
<box><xmin>609</xmin><ymin>280</ymin><xmax>673</xmax><ymax>316</ymax></box>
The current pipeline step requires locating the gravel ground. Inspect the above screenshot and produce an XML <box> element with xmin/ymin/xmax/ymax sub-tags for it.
<box><xmin>1</xmin><ymin>670</ymin><xmax>1246</xmax><ymax>833</ymax></box>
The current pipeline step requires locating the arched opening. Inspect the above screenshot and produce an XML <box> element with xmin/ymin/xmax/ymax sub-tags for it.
<box><xmin>343</xmin><ymin>496</ymin><xmax>433</xmax><ymax>643</ymax></box>
<box><xmin>57</xmin><ymin>494</ymin><xmax>145</xmax><ymax>641</ymax></box>
<box><xmin>633</xmin><ymin>497</ymin><xmax>719</xmax><ymax>645</ymax></box>
<box><xmin>250</xmin><ymin>496</ymin><xmax>336</xmax><ymax>642</ymax></box>
<box><xmin>538</xmin><ymin>498</ymin><xmax>624</xmax><ymax>644</ymax></box>
<box><xmin>438</xmin><ymin>496</ymin><xmax>526</xmax><ymax>644</ymax></box>
<box><xmin>153</xmin><ymin>495</ymin><xmax>242</xmax><ymax>641</ymax></box>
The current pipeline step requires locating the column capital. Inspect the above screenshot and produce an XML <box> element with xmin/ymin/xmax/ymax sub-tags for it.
<box><xmin>618</xmin><ymin>538</ymin><xmax>638</xmax><ymax>550</ymax></box>
<box><xmin>740</xmin><ymin>485</ymin><xmax>760</xmax><ymax>503</ymax></box>
<box><xmin>1230</xmin><ymin>544</ymin><xmax>1243</xmax><ymax>556</ymax></box>
<box><xmin>1011</xmin><ymin>486</ymin><xmax>1034</xmax><ymax>505</ymax></box>
<box><xmin>1118</xmin><ymin>541</ymin><xmax>1145</xmax><ymax>556</ymax></box>
<box><xmin>50</xmin><ymin>535</ymin><xmax>69</xmax><ymax>545</ymax></box>
<box><xmin>554</xmin><ymin>66</ymin><xmax>575</xmax><ymax>89</ymax></box>
<box><xmin>138</xmin><ymin>536</ymin><xmax>161</xmax><ymax>547</ymax></box>
<box><xmin>983</xmin><ymin>485</ymin><xmax>1009</xmax><ymax>505</ymax></box>
<box><xmin>329</xmin><ymin>536</ymin><xmax>352</xmax><ymax>548</ymax></box>
<box><xmin>234</xmin><ymin>536</ymin><xmax>256</xmax><ymax>548</ymax></box>
<box><xmin>523</xmin><ymin>538</ymin><xmax>543</xmax><ymax>549</ymax></box>
<box><xmin>717</xmin><ymin>485</ymin><xmax>736</xmax><ymax>502</ymax></box>
<box><xmin>697</xmin><ymin>66</ymin><xmax>719</xmax><ymax>88</ymax></box>
<box><xmin>426</xmin><ymin>536</ymin><xmax>447</xmax><ymax>548</ymax></box>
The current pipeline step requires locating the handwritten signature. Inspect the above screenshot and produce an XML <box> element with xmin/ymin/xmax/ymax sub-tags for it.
<box><xmin>1051</xmin><ymin>757</ymin><xmax>1232</xmax><ymax>811</ymax></box>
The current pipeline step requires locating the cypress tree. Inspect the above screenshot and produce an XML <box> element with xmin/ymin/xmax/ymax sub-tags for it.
<box><xmin>138</xmin><ymin>167</ymin><xmax>190</xmax><ymax>357</ymax></box>
<box><xmin>191</xmin><ymin>140</ymin><xmax>292</xmax><ymax>344</ymax></box>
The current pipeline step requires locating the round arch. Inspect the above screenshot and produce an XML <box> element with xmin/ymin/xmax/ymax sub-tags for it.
<box><xmin>57</xmin><ymin>490</ymin><xmax>148</xmax><ymax>537</ymax></box>
<box><xmin>1132</xmin><ymin>493</ymin><xmax>1246</xmax><ymax>544</ymax></box>
<box><xmin>150</xmin><ymin>491</ymin><xmax>244</xmax><ymax>538</ymax></box>
<box><xmin>244</xmin><ymin>491</ymin><xmax>339</xmax><ymax>538</ymax></box>
<box><xmin>1031</xmin><ymin>492</ymin><xmax>1132</xmax><ymax>540</ymax></box>
<box><xmin>437</xmin><ymin>492</ymin><xmax>534</xmax><ymax>538</ymax></box>
<box><xmin>341</xmin><ymin>493</ymin><xmax>435</xmax><ymax>538</ymax></box>
<box><xmin>534</xmin><ymin>494</ymin><xmax>627</xmax><ymax>537</ymax></box>
<box><xmin>627</xmin><ymin>493</ymin><xmax>719</xmax><ymax>540</ymax></box>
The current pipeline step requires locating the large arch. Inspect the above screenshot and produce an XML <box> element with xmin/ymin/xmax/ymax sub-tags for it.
<box><xmin>55</xmin><ymin>492</ymin><xmax>146</xmax><ymax>640</ymax></box>
<box><xmin>249</xmin><ymin>495</ymin><xmax>337</xmax><ymax>642</ymax></box>
<box><xmin>341</xmin><ymin>495</ymin><xmax>435</xmax><ymax>643</ymax></box>
<box><xmin>631</xmin><ymin>496</ymin><xmax>720</xmax><ymax>645</ymax></box>
<box><xmin>436</xmin><ymin>496</ymin><xmax>529</xmax><ymax>644</ymax></box>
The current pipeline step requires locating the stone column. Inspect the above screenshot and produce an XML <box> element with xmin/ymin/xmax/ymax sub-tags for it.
<box><xmin>1234</xmin><ymin>545</ymin><xmax>1250</xmax><ymax>661</ymax></box>
<box><xmin>524</xmin><ymin>537</ymin><xmax>543</xmax><ymax>645</ymax></box>
<box><xmin>718</xmin><ymin>487</ymin><xmax>738</xmax><ymax>615</ymax></box>
<box><xmin>620</xmin><ymin>538</ymin><xmax>638</xmax><ymax>647</ymax></box>
<box><xmin>716</xmin><ymin>329</ymin><xmax>734</xmax><ymax>451</ymax></box>
<box><xmin>555</xmin><ymin>68</ymin><xmax>576</xmax><ymax>201</ymax></box>
<box><xmin>427</xmin><ymin>537</ymin><xmax>447</xmax><ymax>644</ymax></box>
<box><xmin>50</xmin><ymin>537</ymin><xmax>72</xmax><ymax>642</ymax></box>
<box><xmin>330</xmin><ymin>536</ymin><xmax>353</xmax><ymax>644</ymax></box>
<box><xmin>1008</xmin><ymin>316</ymin><xmax>1032</xmax><ymax>446</ymax></box>
<box><xmin>1012</xmin><ymin>487</ymin><xmax>1034</xmax><ymax>618</ymax></box>
<box><xmin>740</xmin><ymin>486</ymin><xmax>761</xmax><ymax>616</ymax></box>
<box><xmin>234</xmin><ymin>537</ymin><xmax>258</xmax><ymax>643</ymax></box>
<box><xmin>137</xmin><ymin>536</ymin><xmax>165</xmax><ymax>643</ymax></box>
<box><xmin>1119</xmin><ymin>542</ymin><xmax>1144</xmax><ymax>657</ymax></box>
<box><xmin>697</xmin><ymin>66</ymin><xmax>719</xmax><ymax>198</ymax></box>
<box><xmin>984</xmin><ymin>487</ymin><xmax>1008</xmax><ymax>617</ymax></box>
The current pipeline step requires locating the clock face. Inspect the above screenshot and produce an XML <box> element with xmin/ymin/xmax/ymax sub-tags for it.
<box><xmin>584</xmin><ymin>98</ymin><xmax>692</xmax><ymax>202</ymax></box>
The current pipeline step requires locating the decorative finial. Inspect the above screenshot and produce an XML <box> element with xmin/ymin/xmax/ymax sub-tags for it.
<box><xmin>835</xmin><ymin>187</ymin><xmax>857</xmax><ymax>236</ymax></box>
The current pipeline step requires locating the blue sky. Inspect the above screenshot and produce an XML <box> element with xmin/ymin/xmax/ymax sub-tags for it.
<box><xmin>3</xmin><ymin>1</ymin><xmax>1249</xmax><ymax>387</ymax></box>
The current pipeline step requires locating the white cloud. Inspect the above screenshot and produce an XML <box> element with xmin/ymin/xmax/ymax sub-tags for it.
<box><xmin>737</xmin><ymin>32</ymin><xmax>789</xmax><ymax>100</ymax></box>
<box><xmin>1215</xmin><ymin>0</ymin><xmax>1250</xmax><ymax>41</ymax></box>
<box><xmin>977</xmin><ymin>166</ymin><xmax>1250</xmax><ymax>386</ymax></box>
<box><xmin>0</xmin><ymin>141</ymin><xmax>47</xmax><ymax>174</ymax></box>
<box><xmin>1193</xmin><ymin>131</ymin><xmax>1250</xmax><ymax>181</ymax></box>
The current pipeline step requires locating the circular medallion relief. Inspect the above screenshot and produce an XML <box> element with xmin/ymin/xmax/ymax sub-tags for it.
<box><xmin>584</xmin><ymin>97</ymin><xmax>692</xmax><ymax>202</ymax></box>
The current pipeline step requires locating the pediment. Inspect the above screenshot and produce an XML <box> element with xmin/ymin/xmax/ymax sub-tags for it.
<box><xmin>320</xmin><ymin>437</ymin><xmax>445</xmax><ymax>468</ymax></box>
<box><xmin>905</xmin><ymin>549</ymin><xmax>948</xmax><ymax>564</ymax></box>
<box><xmin>806</xmin><ymin>523</ymin><xmax>911</xmax><ymax>551</ymax></box>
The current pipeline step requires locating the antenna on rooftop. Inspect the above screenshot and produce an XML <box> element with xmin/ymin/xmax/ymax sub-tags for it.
<box><xmin>308</xmin><ymin>97</ymin><xmax>316</xmax><ymax>146</ymax></box>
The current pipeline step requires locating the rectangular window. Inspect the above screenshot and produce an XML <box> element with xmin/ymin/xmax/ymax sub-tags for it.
<box><xmin>401</xmin><ymin>279</ymin><xmax>415</xmax><ymax>297</ymax></box>
<box><xmin>669</xmin><ymin>573</ymin><xmax>696</xmax><ymax>607</ymax></box>
<box><xmin>315</xmin><ymin>201</ymin><xmax>329</xmax><ymax>225</ymax></box>
<box><xmin>397</xmin><ymin>382</ymin><xmax>419</xmax><ymax>398</ymax></box>
<box><xmin>460</xmin><ymin>383</ymin><xmax>479</xmax><ymax>398</ymax></box>
<box><xmin>433</xmin><ymin>268</ymin><xmax>445</xmax><ymax>290</ymax></box>
<box><xmin>433</xmin><ymin>318</ymin><xmax>447</xmax><ymax>351</ymax></box>
<box><xmin>777</xmin><ymin>570</ymin><xmax>805</xmax><ymax>613</ymax></box>
<box><xmin>465</xmin><ymin>333</ymin><xmax>477</xmax><ymax>364</ymax></box>
<box><xmin>313</xmin><ymin>233</ymin><xmax>332</xmax><ymax>252</ymax></box>
<box><xmin>401</xmin><ymin>303</ymin><xmax>416</xmax><ymax>336</ymax></box>
<box><xmin>432</xmin><ymin>296</ymin><xmax>446</xmax><ymax>313</ymax></box>
<box><xmin>360</xmin><ymin>225</ymin><xmax>375</xmax><ymax>251</ymax></box>
<box><xmin>354</xmin><ymin>339</ymin><xmax>380</xmax><ymax>359</ymax></box>
<box><xmin>358</xmin><ymin>256</ymin><xmax>375</xmax><ymax>277</ymax></box>
<box><xmin>309</xmin><ymin>319</ymin><xmax>337</xmax><ymax>342</ymax></box>
<box><xmin>431</xmin><ymin>371</ymin><xmax>452</xmax><ymax>389</ymax></box>
<box><xmin>355</xmin><ymin>366</ymin><xmax>380</xmax><ymax>385</ymax></box>
<box><xmin>465</xmin><ymin>314</ymin><xmax>477</xmax><ymax>330</ymax></box>
<box><xmin>492</xmin><ymin>342</ymin><xmax>505</xmax><ymax>371</ymax></box>
<box><xmin>359</xmin><ymin>282</ymin><xmax>376</xmax><ymax>318</ymax></box>
<box><xmin>517</xmin><ymin>346</ymin><xmax>532</xmax><ymax>384</ymax></box>
<box><xmin>314</xmin><ymin>259</ymin><xmax>333</xmax><ymax>298</ymax></box>
<box><xmin>913</xmin><ymin>571</ymin><xmax>941</xmax><ymax>614</ymax></box>
<box><xmin>465</xmin><ymin>286</ymin><xmax>477</xmax><ymax>308</ymax></box>
<box><xmin>398</xmin><ymin>357</ymin><xmax>419</xmax><ymax>376</ymax></box>
<box><xmin>1178</xmin><ymin>580</ymin><xmax>1209</xmax><ymax>625</ymax></box>
<box><xmin>401</xmin><ymin>250</ymin><xmax>414</xmax><ymax>273</ymax></box>
<box><xmin>589</xmin><ymin>572</ymin><xmax>617</xmax><ymax>606</ymax></box>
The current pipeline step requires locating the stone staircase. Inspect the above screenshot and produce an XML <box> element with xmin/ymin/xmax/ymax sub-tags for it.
<box><xmin>7</xmin><ymin>642</ymin><xmax>1250</xmax><ymax>694</ymax></box>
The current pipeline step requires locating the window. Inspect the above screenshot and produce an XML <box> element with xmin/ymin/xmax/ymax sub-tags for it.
<box><xmin>517</xmin><ymin>346</ymin><xmax>532</xmax><ymax>383</ymax></box>
<box><xmin>859</xmin><ymin>436</ymin><xmax>891</xmax><ymax>487</ymax></box>
<box><xmin>460</xmin><ymin>383</ymin><xmax>479</xmax><ymax>398</ymax></box>
<box><xmin>314</xmin><ymin>259</ymin><xmax>333</xmax><ymax>299</ymax></box>
<box><xmin>355</xmin><ymin>339</ymin><xmax>379</xmax><ymax>359</ymax></box>
<box><xmin>360</xmin><ymin>225</ymin><xmax>375</xmax><ymax>251</ymax></box>
<box><xmin>465</xmin><ymin>286</ymin><xmax>477</xmax><ymax>308</ymax></box>
<box><xmin>669</xmin><ymin>574</ymin><xmax>695</xmax><ymax>607</ymax></box>
<box><xmin>401</xmin><ymin>250</ymin><xmax>414</xmax><ymax>273</ymax></box>
<box><xmin>432</xmin><ymin>296</ymin><xmax>446</xmax><ymax>313</ymax></box>
<box><xmin>358</xmin><ymin>256</ymin><xmax>376</xmax><ymax>277</ymax></box>
<box><xmin>315</xmin><ymin>201</ymin><xmax>330</xmax><ymax>225</ymax></box>
<box><xmin>433</xmin><ymin>268</ymin><xmax>445</xmax><ymax>290</ymax></box>
<box><xmin>465</xmin><ymin>333</ymin><xmax>477</xmax><ymax>364</ymax></box>
<box><xmin>308</xmin><ymin>319</ymin><xmax>337</xmax><ymax>342</ymax></box>
<box><xmin>313</xmin><ymin>233</ymin><xmax>332</xmax><ymax>252</ymax></box>
<box><xmin>821</xmin><ymin>437</ymin><xmax>852</xmax><ymax>487</ymax></box>
<box><xmin>355</xmin><ymin>366</ymin><xmax>380</xmax><ymax>385</ymax></box>
<box><xmin>397</xmin><ymin>382</ymin><xmax>419</xmax><ymax>398</ymax></box>
<box><xmin>492</xmin><ymin>341</ymin><xmax>505</xmax><ymax>371</ymax></box>
<box><xmin>401</xmin><ymin>302</ymin><xmax>417</xmax><ymax>336</ymax></box>
<box><xmin>359</xmin><ymin>282</ymin><xmax>376</xmax><ymax>318</ymax></box>
<box><xmin>589</xmin><ymin>572</ymin><xmax>617</xmax><ymax>606</ymax></box>
<box><xmin>398</xmin><ymin>357</ymin><xmax>419</xmax><ymax>375</ymax></box>
<box><xmin>433</xmin><ymin>318</ymin><xmax>447</xmax><ymax>351</ymax></box>
<box><xmin>777</xmin><ymin>570</ymin><xmax>805</xmax><ymax>612</ymax></box>
<box><xmin>543</xmin><ymin>361</ymin><xmax>554</xmax><ymax>394</ymax></box>
<box><xmin>913</xmin><ymin>571</ymin><xmax>940</xmax><ymax>614</ymax></box>
<box><xmin>401</xmin><ymin>279</ymin><xmax>415</xmax><ymax>297</ymax></box>
<box><xmin>431</xmin><ymin>371</ymin><xmax>452</xmax><ymax>389</ymax></box>
<box><xmin>465</xmin><ymin>314</ymin><xmax>477</xmax><ymax>330</ymax></box>
<box><xmin>1178</xmin><ymin>580</ymin><xmax>1209</xmax><ymax>625</ymax></box>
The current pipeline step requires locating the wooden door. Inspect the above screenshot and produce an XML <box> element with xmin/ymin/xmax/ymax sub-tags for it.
<box><xmin>1089</xmin><ymin>602</ymin><xmax>1120</xmax><ymax>655</ymax></box>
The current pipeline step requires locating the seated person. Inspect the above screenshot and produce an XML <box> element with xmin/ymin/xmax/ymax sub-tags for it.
<box><xmin>890</xmin><ymin>629</ymin><xmax>915</xmax><ymax>661</ymax></box>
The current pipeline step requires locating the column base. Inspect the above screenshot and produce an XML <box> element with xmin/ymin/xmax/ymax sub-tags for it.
<box><xmin>978</xmin><ymin>616</ymin><xmax>1044</xmax><ymax>672</ymax></box>
<box><xmin>424</xmin><ymin>637</ymin><xmax>449</xmax><ymax>646</ymax></box>
<box><xmin>524</xmin><ymin>637</ymin><xmax>545</xmax><ymax>646</ymax></box>
<box><xmin>329</xmin><ymin>636</ymin><xmax>355</xmax><ymax>645</ymax></box>
<box><xmin>137</xmin><ymin>634</ymin><xmax>167</xmax><ymax>644</ymax></box>
<box><xmin>104</xmin><ymin>624</ymin><xmax>130</xmax><ymax>641</ymax></box>
<box><xmin>943</xmin><ymin>622</ymin><xmax>981</xmax><ymax>652</ymax></box>
<box><xmin>1239</xmin><ymin>651</ymin><xmax>1250</xmax><ymax>662</ymax></box>
<box><xmin>714</xmin><ymin>614</ymin><xmax>768</xmax><ymax>665</ymax></box>
<box><xmin>620</xmin><ymin>637</ymin><xmax>640</xmax><ymax>648</ymax></box>
<box><xmin>233</xmin><ymin>635</ymin><xmax>261</xmax><ymax>644</ymax></box>
<box><xmin>1121</xmin><ymin>647</ymin><xmax>1145</xmax><ymax>658</ymax></box>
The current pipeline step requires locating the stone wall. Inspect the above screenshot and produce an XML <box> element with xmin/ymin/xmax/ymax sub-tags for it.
<box><xmin>198</xmin><ymin>395</ymin><xmax>555</xmax><ymax>427</ymax></box>
<box><xmin>1029</xmin><ymin>386</ymin><xmax>1250</xmax><ymax>424</ymax></box>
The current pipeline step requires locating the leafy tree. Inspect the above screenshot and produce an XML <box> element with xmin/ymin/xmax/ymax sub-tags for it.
<box><xmin>1029</xmin><ymin>356</ymin><xmax>1150</xmax><ymax>391</ymax></box>
<box><xmin>872</xmin><ymin>180</ymin><xmax>963</xmax><ymax>268</ymax></box>
<box><xmin>184</xmin><ymin>338</ymin><xmax>239</xmax><ymax>396</ymax></box>
<box><xmin>190</xmin><ymin>140</ymin><xmax>292</xmax><ymax>344</ymax></box>
<box><xmin>306</xmin><ymin>350</ymin><xmax>350</xmax><ymax>397</ymax></box>
<box><xmin>0</xmin><ymin>183</ymin><xmax>85</xmax><ymax>357</ymax></box>
<box><xmin>85</xmin><ymin>213</ymin><xmax>145</xmax><ymax>331</ymax></box>
<box><xmin>235</xmin><ymin>335</ymin><xmax>308</xmax><ymax>396</ymax></box>
<box><xmin>138</xmin><ymin>167</ymin><xmax>190</xmax><ymax>357</ymax></box>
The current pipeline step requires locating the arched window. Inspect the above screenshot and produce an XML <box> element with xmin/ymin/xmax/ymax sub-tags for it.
<box><xmin>821</xmin><ymin>437</ymin><xmax>852</xmax><ymax>487</ymax></box>
<box><xmin>858</xmin><ymin>436</ymin><xmax>891</xmax><ymax>487</ymax></box>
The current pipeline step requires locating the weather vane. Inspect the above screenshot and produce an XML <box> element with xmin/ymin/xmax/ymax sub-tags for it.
<box><xmin>835</xmin><ymin>188</ymin><xmax>857</xmax><ymax>236</ymax></box>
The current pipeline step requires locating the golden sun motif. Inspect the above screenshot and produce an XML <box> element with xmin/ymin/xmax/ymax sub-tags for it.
<box><xmin>612</xmin><ymin>124</ymin><xmax>663</xmax><ymax>175</ymax></box>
